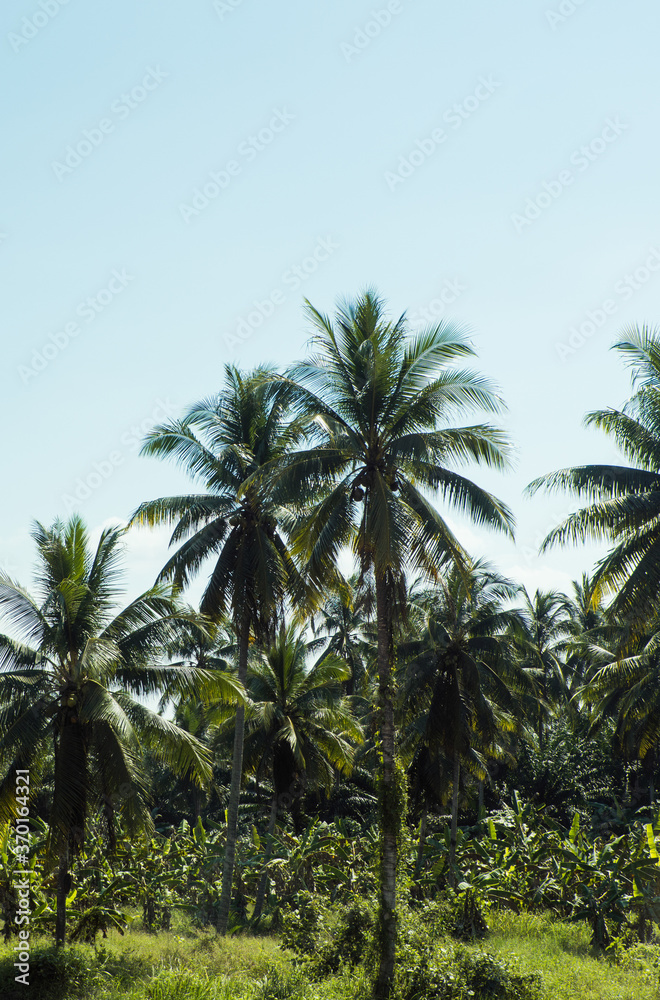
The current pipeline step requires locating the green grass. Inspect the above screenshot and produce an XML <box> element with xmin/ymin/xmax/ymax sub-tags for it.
<box><xmin>95</xmin><ymin>908</ymin><xmax>290</xmax><ymax>981</ymax></box>
<box><xmin>479</xmin><ymin>909</ymin><xmax>660</xmax><ymax>1000</ymax></box>
<box><xmin>0</xmin><ymin>907</ymin><xmax>295</xmax><ymax>1000</ymax></box>
<box><xmin>1</xmin><ymin>907</ymin><xmax>658</xmax><ymax>1000</ymax></box>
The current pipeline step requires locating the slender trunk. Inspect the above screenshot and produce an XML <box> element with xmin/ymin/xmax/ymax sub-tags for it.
<box><xmin>374</xmin><ymin>571</ymin><xmax>397</xmax><ymax>1000</ymax></box>
<box><xmin>478</xmin><ymin>779</ymin><xmax>484</xmax><ymax>816</ymax></box>
<box><xmin>345</xmin><ymin>652</ymin><xmax>355</xmax><ymax>697</ymax></box>
<box><xmin>191</xmin><ymin>785</ymin><xmax>202</xmax><ymax>825</ymax></box>
<box><xmin>55</xmin><ymin>843</ymin><xmax>70</xmax><ymax>947</ymax></box>
<box><xmin>217</xmin><ymin>616</ymin><xmax>250</xmax><ymax>934</ymax></box>
<box><xmin>54</xmin><ymin>712</ymin><xmax>87</xmax><ymax>946</ymax></box>
<box><xmin>102</xmin><ymin>794</ymin><xmax>117</xmax><ymax>855</ymax></box>
<box><xmin>650</xmin><ymin>750</ymin><xmax>656</xmax><ymax>806</ymax></box>
<box><xmin>252</xmin><ymin>794</ymin><xmax>278</xmax><ymax>923</ymax></box>
<box><xmin>448</xmin><ymin>755</ymin><xmax>460</xmax><ymax>889</ymax></box>
<box><xmin>414</xmin><ymin>803</ymin><xmax>428</xmax><ymax>882</ymax></box>
<box><xmin>539</xmin><ymin>661</ymin><xmax>547</xmax><ymax>753</ymax></box>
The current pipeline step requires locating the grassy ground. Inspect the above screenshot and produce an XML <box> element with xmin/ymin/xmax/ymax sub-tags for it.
<box><xmin>1</xmin><ymin>907</ymin><xmax>658</xmax><ymax>999</ymax></box>
<box><xmin>483</xmin><ymin>910</ymin><xmax>660</xmax><ymax>1000</ymax></box>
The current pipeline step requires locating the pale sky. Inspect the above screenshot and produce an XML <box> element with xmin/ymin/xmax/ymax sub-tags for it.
<box><xmin>3</xmin><ymin>0</ymin><xmax>660</xmax><ymax>609</ymax></box>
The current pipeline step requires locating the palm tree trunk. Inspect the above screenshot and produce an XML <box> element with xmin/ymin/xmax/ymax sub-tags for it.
<box><xmin>55</xmin><ymin>843</ymin><xmax>70</xmax><ymax>947</ymax></box>
<box><xmin>191</xmin><ymin>785</ymin><xmax>202</xmax><ymax>825</ymax></box>
<box><xmin>650</xmin><ymin>750</ymin><xmax>656</xmax><ymax>806</ymax></box>
<box><xmin>414</xmin><ymin>803</ymin><xmax>428</xmax><ymax>881</ymax></box>
<box><xmin>478</xmin><ymin>779</ymin><xmax>484</xmax><ymax>815</ymax></box>
<box><xmin>374</xmin><ymin>570</ymin><xmax>397</xmax><ymax>1000</ymax></box>
<box><xmin>217</xmin><ymin>616</ymin><xmax>250</xmax><ymax>934</ymax></box>
<box><xmin>252</xmin><ymin>793</ymin><xmax>278</xmax><ymax>923</ymax></box>
<box><xmin>448</xmin><ymin>754</ymin><xmax>460</xmax><ymax>889</ymax></box>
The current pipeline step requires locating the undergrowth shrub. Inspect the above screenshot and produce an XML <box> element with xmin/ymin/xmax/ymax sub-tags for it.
<box><xmin>249</xmin><ymin>968</ymin><xmax>309</xmax><ymax>1000</ymax></box>
<box><xmin>0</xmin><ymin>945</ymin><xmax>100</xmax><ymax>1000</ymax></box>
<box><xmin>452</xmin><ymin>889</ymin><xmax>489</xmax><ymax>940</ymax></box>
<box><xmin>281</xmin><ymin>893</ymin><xmax>320</xmax><ymax>957</ymax></box>
<box><xmin>401</xmin><ymin>946</ymin><xmax>542</xmax><ymax>1000</ymax></box>
<box><xmin>453</xmin><ymin>950</ymin><xmax>542</xmax><ymax>1000</ymax></box>
<box><xmin>144</xmin><ymin>967</ymin><xmax>230</xmax><ymax>1000</ymax></box>
<box><xmin>313</xmin><ymin>898</ymin><xmax>374</xmax><ymax>976</ymax></box>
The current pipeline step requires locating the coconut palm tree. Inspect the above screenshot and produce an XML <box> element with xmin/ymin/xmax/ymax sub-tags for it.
<box><xmin>399</xmin><ymin>561</ymin><xmax>525</xmax><ymax>883</ymax></box>
<box><xmin>527</xmin><ymin>325</ymin><xmax>660</xmax><ymax>627</ymax></box>
<box><xmin>310</xmin><ymin>572</ymin><xmax>373</xmax><ymax>696</ymax></box>
<box><xmin>235</xmin><ymin>624</ymin><xmax>363</xmax><ymax>920</ymax></box>
<box><xmin>562</xmin><ymin>574</ymin><xmax>611</xmax><ymax>711</ymax></box>
<box><xmin>255</xmin><ymin>290</ymin><xmax>514</xmax><ymax>998</ymax></box>
<box><xmin>156</xmin><ymin>620</ymin><xmax>234</xmax><ymax>823</ymax></box>
<box><xmin>129</xmin><ymin>365</ymin><xmax>306</xmax><ymax>934</ymax></box>
<box><xmin>512</xmin><ymin>589</ymin><xmax>572</xmax><ymax>749</ymax></box>
<box><xmin>0</xmin><ymin>516</ymin><xmax>240</xmax><ymax>946</ymax></box>
<box><xmin>580</xmin><ymin>608</ymin><xmax>660</xmax><ymax>801</ymax></box>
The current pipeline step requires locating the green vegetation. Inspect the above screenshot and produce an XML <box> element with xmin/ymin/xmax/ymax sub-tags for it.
<box><xmin>5</xmin><ymin>299</ymin><xmax>660</xmax><ymax>997</ymax></box>
<box><xmin>1</xmin><ymin>905</ymin><xmax>658</xmax><ymax>999</ymax></box>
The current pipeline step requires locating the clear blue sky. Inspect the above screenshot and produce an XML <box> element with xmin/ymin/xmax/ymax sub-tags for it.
<box><xmin>3</xmin><ymin>0</ymin><xmax>660</xmax><ymax>606</ymax></box>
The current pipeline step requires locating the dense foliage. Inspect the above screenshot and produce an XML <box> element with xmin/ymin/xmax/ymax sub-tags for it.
<box><xmin>5</xmin><ymin>302</ymin><xmax>660</xmax><ymax>997</ymax></box>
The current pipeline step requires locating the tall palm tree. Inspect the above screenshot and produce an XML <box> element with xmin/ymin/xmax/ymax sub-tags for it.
<box><xmin>129</xmin><ymin>365</ymin><xmax>306</xmax><ymax>934</ymax></box>
<box><xmin>235</xmin><ymin>624</ymin><xmax>363</xmax><ymax>920</ymax></box>
<box><xmin>0</xmin><ymin>516</ymin><xmax>239</xmax><ymax>946</ymax></box>
<box><xmin>512</xmin><ymin>589</ymin><xmax>572</xmax><ymax>749</ymax></box>
<box><xmin>257</xmin><ymin>290</ymin><xmax>514</xmax><ymax>998</ymax></box>
<box><xmin>562</xmin><ymin>574</ymin><xmax>609</xmax><ymax>706</ymax></box>
<box><xmin>581</xmin><ymin>610</ymin><xmax>660</xmax><ymax>800</ymax></box>
<box><xmin>527</xmin><ymin>325</ymin><xmax>660</xmax><ymax>626</ymax></box>
<box><xmin>310</xmin><ymin>572</ymin><xmax>373</xmax><ymax>696</ymax></box>
<box><xmin>159</xmin><ymin>620</ymin><xmax>233</xmax><ymax>823</ymax></box>
<box><xmin>399</xmin><ymin>561</ymin><xmax>524</xmax><ymax>883</ymax></box>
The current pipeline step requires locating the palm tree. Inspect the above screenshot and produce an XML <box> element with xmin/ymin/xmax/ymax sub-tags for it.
<box><xmin>0</xmin><ymin>516</ymin><xmax>240</xmax><ymax>945</ymax></box>
<box><xmin>159</xmin><ymin>621</ymin><xmax>233</xmax><ymax>823</ymax></box>
<box><xmin>310</xmin><ymin>572</ymin><xmax>373</xmax><ymax>696</ymax></box>
<box><xmin>257</xmin><ymin>290</ymin><xmax>514</xmax><ymax>998</ymax></box>
<box><xmin>399</xmin><ymin>561</ymin><xmax>524</xmax><ymax>884</ymax></box>
<box><xmin>512</xmin><ymin>589</ymin><xmax>572</xmax><ymax>749</ymax></box>
<box><xmin>562</xmin><ymin>574</ymin><xmax>609</xmax><ymax>706</ymax></box>
<box><xmin>527</xmin><ymin>325</ymin><xmax>660</xmax><ymax>626</ymax></box>
<box><xmin>236</xmin><ymin>624</ymin><xmax>363</xmax><ymax>920</ymax></box>
<box><xmin>581</xmin><ymin>610</ymin><xmax>660</xmax><ymax>802</ymax></box>
<box><xmin>129</xmin><ymin>365</ymin><xmax>306</xmax><ymax>934</ymax></box>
